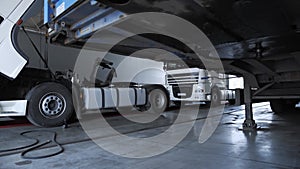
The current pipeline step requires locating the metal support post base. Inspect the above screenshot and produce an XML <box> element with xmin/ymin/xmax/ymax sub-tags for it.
<box><xmin>242</xmin><ymin>81</ymin><xmax>257</xmax><ymax>131</ymax></box>
<box><xmin>243</xmin><ymin>119</ymin><xmax>257</xmax><ymax>131</ymax></box>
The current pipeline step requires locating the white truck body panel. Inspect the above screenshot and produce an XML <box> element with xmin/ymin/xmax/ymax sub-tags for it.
<box><xmin>229</xmin><ymin>75</ymin><xmax>244</xmax><ymax>89</ymax></box>
<box><xmin>82</xmin><ymin>87</ymin><xmax>146</xmax><ymax>110</ymax></box>
<box><xmin>0</xmin><ymin>100</ymin><xmax>27</xmax><ymax>116</ymax></box>
<box><xmin>0</xmin><ymin>0</ymin><xmax>22</xmax><ymax>18</ymax></box>
<box><xmin>0</xmin><ymin>0</ymin><xmax>35</xmax><ymax>79</ymax></box>
<box><xmin>0</xmin><ymin>33</ymin><xmax>27</xmax><ymax>79</ymax></box>
<box><xmin>112</xmin><ymin>57</ymin><xmax>165</xmax><ymax>85</ymax></box>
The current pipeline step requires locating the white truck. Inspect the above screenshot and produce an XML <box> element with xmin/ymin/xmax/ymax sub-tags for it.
<box><xmin>0</xmin><ymin>0</ymin><xmax>169</xmax><ymax>127</ymax></box>
<box><xmin>166</xmin><ymin>65</ymin><xmax>236</xmax><ymax>106</ymax></box>
<box><xmin>72</xmin><ymin>54</ymin><xmax>169</xmax><ymax>119</ymax></box>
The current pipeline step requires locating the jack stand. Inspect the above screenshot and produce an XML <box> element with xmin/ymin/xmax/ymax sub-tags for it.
<box><xmin>242</xmin><ymin>83</ymin><xmax>257</xmax><ymax>131</ymax></box>
<box><xmin>243</xmin><ymin>102</ymin><xmax>257</xmax><ymax>130</ymax></box>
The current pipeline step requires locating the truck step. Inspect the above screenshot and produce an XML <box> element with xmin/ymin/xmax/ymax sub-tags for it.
<box><xmin>0</xmin><ymin>100</ymin><xmax>27</xmax><ymax>117</ymax></box>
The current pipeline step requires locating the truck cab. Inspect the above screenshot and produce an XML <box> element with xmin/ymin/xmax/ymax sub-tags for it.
<box><xmin>166</xmin><ymin>64</ymin><xmax>235</xmax><ymax>106</ymax></box>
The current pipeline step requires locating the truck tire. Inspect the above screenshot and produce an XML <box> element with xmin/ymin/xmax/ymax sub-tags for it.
<box><xmin>270</xmin><ymin>99</ymin><xmax>298</xmax><ymax>114</ymax></box>
<box><xmin>270</xmin><ymin>100</ymin><xmax>284</xmax><ymax>113</ymax></box>
<box><xmin>142</xmin><ymin>88</ymin><xmax>168</xmax><ymax>114</ymax></box>
<box><xmin>228</xmin><ymin>99</ymin><xmax>236</xmax><ymax>105</ymax></box>
<box><xmin>211</xmin><ymin>87</ymin><xmax>221</xmax><ymax>106</ymax></box>
<box><xmin>173</xmin><ymin>101</ymin><xmax>182</xmax><ymax>107</ymax></box>
<box><xmin>25</xmin><ymin>82</ymin><xmax>74</xmax><ymax>127</ymax></box>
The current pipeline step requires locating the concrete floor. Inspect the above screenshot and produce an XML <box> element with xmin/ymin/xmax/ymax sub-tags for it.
<box><xmin>1</xmin><ymin>102</ymin><xmax>300</xmax><ymax>169</ymax></box>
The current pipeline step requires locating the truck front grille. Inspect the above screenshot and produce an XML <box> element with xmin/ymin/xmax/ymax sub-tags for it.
<box><xmin>167</xmin><ymin>73</ymin><xmax>199</xmax><ymax>85</ymax></box>
<box><xmin>172</xmin><ymin>85</ymin><xmax>193</xmax><ymax>98</ymax></box>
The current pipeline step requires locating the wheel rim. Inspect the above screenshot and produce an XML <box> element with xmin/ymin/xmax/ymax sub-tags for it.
<box><xmin>150</xmin><ymin>90</ymin><xmax>166</xmax><ymax>110</ymax></box>
<box><xmin>39</xmin><ymin>92</ymin><xmax>66</xmax><ymax>119</ymax></box>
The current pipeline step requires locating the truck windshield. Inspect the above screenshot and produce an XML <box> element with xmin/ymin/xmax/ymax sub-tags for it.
<box><xmin>0</xmin><ymin>16</ymin><xmax>3</xmax><ymax>25</ymax></box>
<box><xmin>165</xmin><ymin>62</ymin><xmax>189</xmax><ymax>70</ymax></box>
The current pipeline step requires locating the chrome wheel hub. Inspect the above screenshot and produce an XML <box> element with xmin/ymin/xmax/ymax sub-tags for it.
<box><xmin>40</xmin><ymin>93</ymin><xmax>66</xmax><ymax>118</ymax></box>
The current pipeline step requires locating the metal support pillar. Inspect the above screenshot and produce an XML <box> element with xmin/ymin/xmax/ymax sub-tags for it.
<box><xmin>243</xmin><ymin>81</ymin><xmax>257</xmax><ymax>130</ymax></box>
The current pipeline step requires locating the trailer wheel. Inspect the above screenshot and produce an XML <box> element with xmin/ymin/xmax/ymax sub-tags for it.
<box><xmin>270</xmin><ymin>100</ymin><xmax>285</xmax><ymax>113</ymax></box>
<box><xmin>25</xmin><ymin>82</ymin><xmax>73</xmax><ymax>127</ymax></box>
<box><xmin>270</xmin><ymin>99</ymin><xmax>298</xmax><ymax>114</ymax></box>
<box><xmin>211</xmin><ymin>87</ymin><xmax>221</xmax><ymax>106</ymax></box>
<box><xmin>141</xmin><ymin>88</ymin><xmax>168</xmax><ymax>114</ymax></box>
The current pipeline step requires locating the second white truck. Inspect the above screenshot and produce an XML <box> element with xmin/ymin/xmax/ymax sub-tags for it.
<box><xmin>166</xmin><ymin>67</ymin><xmax>236</xmax><ymax>106</ymax></box>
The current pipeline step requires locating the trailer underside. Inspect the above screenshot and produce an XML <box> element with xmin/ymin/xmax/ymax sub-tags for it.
<box><xmin>13</xmin><ymin>0</ymin><xmax>300</xmax><ymax>128</ymax></box>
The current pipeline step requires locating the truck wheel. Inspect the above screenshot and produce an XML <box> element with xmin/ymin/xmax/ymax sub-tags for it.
<box><xmin>25</xmin><ymin>82</ymin><xmax>73</xmax><ymax>127</ymax></box>
<box><xmin>270</xmin><ymin>100</ymin><xmax>284</xmax><ymax>113</ymax></box>
<box><xmin>173</xmin><ymin>101</ymin><xmax>181</xmax><ymax>107</ymax></box>
<box><xmin>228</xmin><ymin>99</ymin><xmax>235</xmax><ymax>105</ymax></box>
<box><xmin>211</xmin><ymin>87</ymin><xmax>221</xmax><ymax>106</ymax></box>
<box><xmin>270</xmin><ymin>99</ymin><xmax>298</xmax><ymax>114</ymax></box>
<box><xmin>144</xmin><ymin>88</ymin><xmax>168</xmax><ymax>114</ymax></box>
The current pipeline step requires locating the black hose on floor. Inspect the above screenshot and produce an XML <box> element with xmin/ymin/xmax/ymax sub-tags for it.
<box><xmin>0</xmin><ymin>132</ymin><xmax>39</xmax><ymax>153</ymax></box>
<box><xmin>0</xmin><ymin>130</ymin><xmax>64</xmax><ymax>159</ymax></box>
